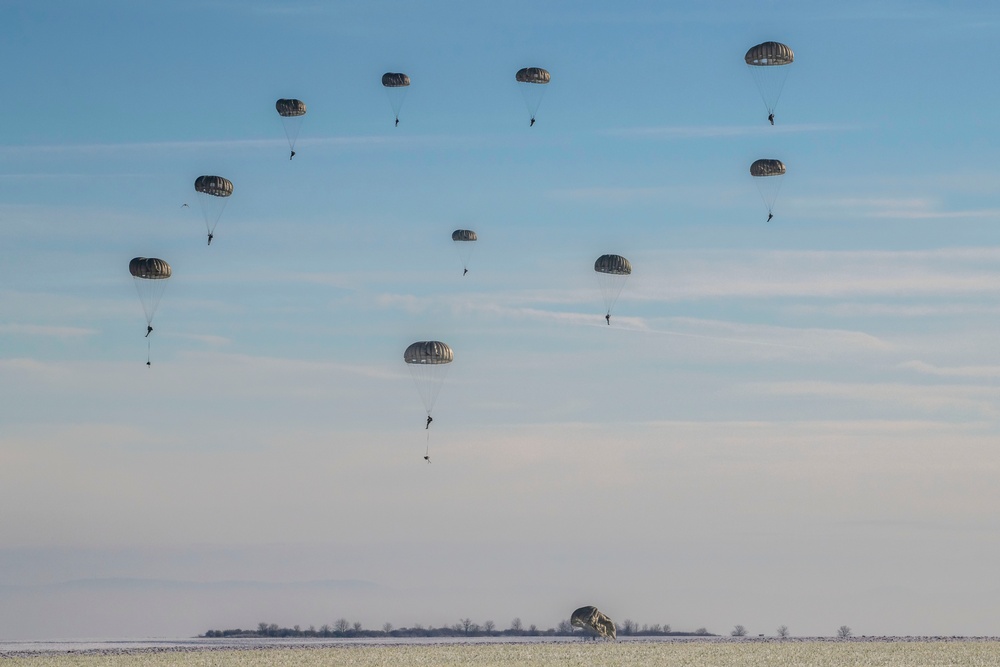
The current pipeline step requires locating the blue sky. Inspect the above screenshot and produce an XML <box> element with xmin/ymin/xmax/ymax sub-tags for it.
<box><xmin>2</xmin><ymin>0</ymin><xmax>1000</xmax><ymax>640</ymax></box>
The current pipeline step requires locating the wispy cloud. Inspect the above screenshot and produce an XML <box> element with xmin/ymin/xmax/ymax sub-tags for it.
<box><xmin>606</xmin><ymin>123</ymin><xmax>859</xmax><ymax>140</ymax></box>
<box><xmin>171</xmin><ymin>333</ymin><xmax>231</xmax><ymax>346</ymax></box>
<box><xmin>546</xmin><ymin>183</ymin><xmax>745</xmax><ymax>205</ymax></box>
<box><xmin>790</xmin><ymin>195</ymin><xmax>1000</xmax><ymax>220</ymax></box>
<box><xmin>898</xmin><ymin>360</ymin><xmax>1000</xmax><ymax>379</ymax></box>
<box><xmin>428</xmin><ymin>295</ymin><xmax>894</xmax><ymax>357</ymax></box>
<box><xmin>787</xmin><ymin>302</ymin><xmax>1000</xmax><ymax>318</ymax></box>
<box><xmin>756</xmin><ymin>380</ymin><xmax>1000</xmax><ymax>419</ymax></box>
<box><xmin>660</xmin><ymin>316</ymin><xmax>891</xmax><ymax>353</ymax></box>
<box><xmin>373</xmin><ymin>247</ymin><xmax>1000</xmax><ymax>310</ymax></box>
<box><xmin>547</xmin><ymin>185</ymin><xmax>678</xmax><ymax>203</ymax></box>
<box><xmin>0</xmin><ymin>134</ymin><xmax>501</xmax><ymax>158</ymax></box>
<box><xmin>0</xmin><ymin>324</ymin><xmax>97</xmax><ymax>338</ymax></box>
<box><xmin>633</xmin><ymin>247</ymin><xmax>1000</xmax><ymax>301</ymax></box>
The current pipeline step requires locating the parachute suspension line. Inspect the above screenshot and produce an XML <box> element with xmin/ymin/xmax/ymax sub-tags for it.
<box><xmin>757</xmin><ymin>178</ymin><xmax>784</xmax><ymax>215</ymax></box>
<box><xmin>746</xmin><ymin>64</ymin><xmax>791</xmax><ymax>116</ymax></box>
<box><xmin>147</xmin><ymin>338</ymin><xmax>151</xmax><ymax>367</ymax></box>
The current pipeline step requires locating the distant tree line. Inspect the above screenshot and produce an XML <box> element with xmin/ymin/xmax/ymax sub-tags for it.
<box><xmin>202</xmin><ymin>619</ymin><xmax>715</xmax><ymax>639</ymax></box>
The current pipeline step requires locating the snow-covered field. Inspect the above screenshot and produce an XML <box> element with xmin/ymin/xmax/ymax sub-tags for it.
<box><xmin>4</xmin><ymin>638</ymin><xmax>1000</xmax><ymax>666</ymax></box>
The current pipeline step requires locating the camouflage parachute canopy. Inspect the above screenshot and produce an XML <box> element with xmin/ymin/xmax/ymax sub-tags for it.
<box><xmin>404</xmin><ymin>341</ymin><xmax>454</xmax><ymax>365</ymax></box>
<box><xmin>382</xmin><ymin>72</ymin><xmax>411</xmax><ymax>87</ymax></box>
<box><xmin>129</xmin><ymin>257</ymin><xmax>172</xmax><ymax>279</ymax></box>
<box><xmin>571</xmin><ymin>606</ymin><xmax>616</xmax><ymax>640</ymax></box>
<box><xmin>516</xmin><ymin>67</ymin><xmax>550</xmax><ymax>84</ymax></box>
<box><xmin>750</xmin><ymin>158</ymin><xmax>786</xmax><ymax>177</ymax></box>
<box><xmin>745</xmin><ymin>41</ymin><xmax>794</xmax><ymax>66</ymax></box>
<box><xmin>275</xmin><ymin>98</ymin><xmax>307</xmax><ymax>117</ymax></box>
<box><xmin>452</xmin><ymin>229</ymin><xmax>477</xmax><ymax>242</ymax></box>
<box><xmin>594</xmin><ymin>254</ymin><xmax>632</xmax><ymax>276</ymax></box>
<box><xmin>194</xmin><ymin>175</ymin><xmax>234</xmax><ymax>197</ymax></box>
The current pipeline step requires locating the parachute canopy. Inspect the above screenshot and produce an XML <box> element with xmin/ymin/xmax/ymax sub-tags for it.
<box><xmin>750</xmin><ymin>158</ymin><xmax>786</xmax><ymax>177</ymax></box>
<box><xmin>516</xmin><ymin>67</ymin><xmax>550</xmax><ymax>123</ymax></box>
<box><xmin>750</xmin><ymin>158</ymin><xmax>786</xmax><ymax>217</ymax></box>
<box><xmin>595</xmin><ymin>254</ymin><xmax>632</xmax><ymax>276</ymax></box>
<box><xmin>382</xmin><ymin>72</ymin><xmax>411</xmax><ymax>124</ymax></box>
<box><xmin>275</xmin><ymin>100</ymin><xmax>306</xmax><ymax>157</ymax></box>
<box><xmin>594</xmin><ymin>254</ymin><xmax>631</xmax><ymax>320</ymax></box>
<box><xmin>194</xmin><ymin>175</ymin><xmax>234</xmax><ymax>239</ymax></box>
<box><xmin>129</xmin><ymin>257</ymin><xmax>172</xmax><ymax>279</ymax></box>
<box><xmin>745</xmin><ymin>41</ymin><xmax>793</xmax><ymax>117</ymax></box>
<box><xmin>382</xmin><ymin>72</ymin><xmax>411</xmax><ymax>87</ymax></box>
<box><xmin>404</xmin><ymin>341</ymin><xmax>454</xmax><ymax>365</ymax></box>
<box><xmin>744</xmin><ymin>41</ymin><xmax>794</xmax><ymax>66</ymax></box>
<box><xmin>404</xmin><ymin>341</ymin><xmax>453</xmax><ymax>418</ymax></box>
<box><xmin>275</xmin><ymin>98</ymin><xmax>307</xmax><ymax>117</ymax></box>
<box><xmin>129</xmin><ymin>257</ymin><xmax>171</xmax><ymax>329</ymax></box>
<box><xmin>194</xmin><ymin>175</ymin><xmax>234</xmax><ymax>198</ymax></box>
<box><xmin>516</xmin><ymin>67</ymin><xmax>550</xmax><ymax>84</ymax></box>
<box><xmin>571</xmin><ymin>606</ymin><xmax>616</xmax><ymax>640</ymax></box>
<box><xmin>452</xmin><ymin>229</ymin><xmax>477</xmax><ymax>242</ymax></box>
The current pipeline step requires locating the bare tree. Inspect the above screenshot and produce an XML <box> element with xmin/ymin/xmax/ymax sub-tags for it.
<box><xmin>528</xmin><ymin>624</ymin><xmax>538</xmax><ymax>635</ymax></box>
<box><xmin>557</xmin><ymin>619</ymin><xmax>574</xmax><ymax>634</ymax></box>
<box><xmin>694</xmin><ymin>627</ymin><xmax>709</xmax><ymax>635</ymax></box>
<box><xmin>777</xmin><ymin>625</ymin><xmax>789</xmax><ymax>638</ymax></box>
<box><xmin>663</xmin><ymin>624</ymin><xmax>671</xmax><ymax>634</ymax></box>
<box><xmin>620</xmin><ymin>619</ymin><xmax>637</xmax><ymax>635</ymax></box>
<box><xmin>382</xmin><ymin>622</ymin><xmax>393</xmax><ymax>635</ymax></box>
<box><xmin>483</xmin><ymin>620</ymin><xmax>496</xmax><ymax>635</ymax></box>
<box><xmin>352</xmin><ymin>621</ymin><xmax>362</xmax><ymax>634</ymax></box>
<box><xmin>334</xmin><ymin>618</ymin><xmax>350</xmax><ymax>634</ymax></box>
<box><xmin>731</xmin><ymin>625</ymin><xmax>747</xmax><ymax>637</ymax></box>
<box><xmin>837</xmin><ymin>625</ymin><xmax>852</xmax><ymax>639</ymax></box>
<box><xmin>510</xmin><ymin>618</ymin><xmax>523</xmax><ymax>634</ymax></box>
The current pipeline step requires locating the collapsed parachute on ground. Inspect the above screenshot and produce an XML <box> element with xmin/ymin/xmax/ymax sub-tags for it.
<box><xmin>516</xmin><ymin>67</ymin><xmax>550</xmax><ymax>125</ymax></box>
<box><xmin>194</xmin><ymin>175</ymin><xmax>234</xmax><ymax>244</ymax></box>
<box><xmin>571</xmin><ymin>606</ymin><xmax>616</xmax><ymax>640</ymax></box>
<box><xmin>382</xmin><ymin>73</ymin><xmax>411</xmax><ymax>125</ymax></box>
<box><xmin>749</xmin><ymin>158</ymin><xmax>786</xmax><ymax>219</ymax></box>
<box><xmin>594</xmin><ymin>254</ymin><xmax>632</xmax><ymax>322</ymax></box>
<box><xmin>275</xmin><ymin>98</ymin><xmax>307</xmax><ymax>158</ymax></box>
<box><xmin>745</xmin><ymin>41</ymin><xmax>793</xmax><ymax>120</ymax></box>
<box><xmin>452</xmin><ymin>229</ymin><xmax>477</xmax><ymax>275</ymax></box>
